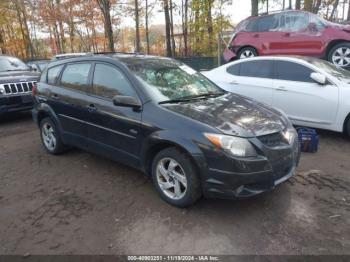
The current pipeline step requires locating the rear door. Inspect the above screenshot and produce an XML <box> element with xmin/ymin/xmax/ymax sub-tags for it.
<box><xmin>220</xmin><ymin>59</ymin><xmax>274</xmax><ymax>105</ymax></box>
<box><xmin>272</xmin><ymin>60</ymin><xmax>338</xmax><ymax>126</ymax></box>
<box><xmin>84</xmin><ymin>62</ymin><xmax>142</xmax><ymax>167</ymax></box>
<box><xmin>47</xmin><ymin>62</ymin><xmax>92</xmax><ymax>148</ymax></box>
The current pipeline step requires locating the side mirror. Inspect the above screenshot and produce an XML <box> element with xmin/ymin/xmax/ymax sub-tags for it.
<box><xmin>310</xmin><ymin>72</ymin><xmax>327</xmax><ymax>85</ymax></box>
<box><xmin>112</xmin><ymin>95</ymin><xmax>142</xmax><ymax>111</ymax></box>
<box><xmin>29</xmin><ymin>65</ymin><xmax>37</xmax><ymax>71</ymax></box>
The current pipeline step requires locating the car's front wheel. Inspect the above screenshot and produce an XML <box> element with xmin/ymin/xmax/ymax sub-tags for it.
<box><xmin>40</xmin><ymin>117</ymin><xmax>65</xmax><ymax>154</ymax></box>
<box><xmin>152</xmin><ymin>147</ymin><xmax>201</xmax><ymax>207</ymax></box>
<box><xmin>238</xmin><ymin>47</ymin><xmax>257</xmax><ymax>59</ymax></box>
<box><xmin>328</xmin><ymin>42</ymin><xmax>350</xmax><ymax>69</ymax></box>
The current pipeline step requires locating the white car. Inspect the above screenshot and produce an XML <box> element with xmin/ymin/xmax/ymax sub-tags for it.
<box><xmin>202</xmin><ymin>56</ymin><xmax>350</xmax><ymax>136</ymax></box>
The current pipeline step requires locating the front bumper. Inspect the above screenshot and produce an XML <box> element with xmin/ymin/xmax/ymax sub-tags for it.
<box><xmin>0</xmin><ymin>94</ymin><xmax>34</xmax><ymax>115</ymax></box>
<box><xmin>201</xmin><ymin>133</ymin><xmax>301</xmax><ymax>199</ymax></box>
<box><xmin>223</xmin><ymin>48</ymin><xmax>237</xmax><ymax>62</ymax></box>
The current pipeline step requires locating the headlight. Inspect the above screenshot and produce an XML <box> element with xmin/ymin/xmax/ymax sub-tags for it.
<box><xmin>204</xmin><ymin>133</ymin><xmax>257</xmax><ymax>157</ymax></box>
<box><xmin>0</xmin><ymin>86</ymin><xmax>4</xmax><ymax>95</ymax></box>
<box><xmin>283</xmin><ymin>129</ymin><xmax>297</xmax><ymax>145</ymax></box>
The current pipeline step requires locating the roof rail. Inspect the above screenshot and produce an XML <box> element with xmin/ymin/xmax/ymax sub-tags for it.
<box><xmin>94</xmin><ymin>51</ymin><xmax>145</xmax><ymax>56</ymax></box>
<box><xmin>258</xmin><ymin>8</ymin><xmax>294</xmax><ymax>16</ymax></box>
<box><xmin>52</xmin><ymin>52</ymin><xmax>92</xmax><ymax>60</ymax></box>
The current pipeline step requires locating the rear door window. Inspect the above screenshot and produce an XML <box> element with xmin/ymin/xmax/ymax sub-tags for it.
<box><xmin>60</xmin><ymin>63</ymin><xmax>91</xmax><ymax>92</ymax></box>
<box><xmin>275</xmin><ymin>61</ymin><xmax>314</xmax><ymax>82</ymax></box>
<box><xmin>226</xmin><ymin>64</ymin><xmax>240</xmax><ymax>76</ymax></box>
<box><xmin>239</xmin><ymin>60</ymin><xmax>273</xmax><ymax>79</ymax></box>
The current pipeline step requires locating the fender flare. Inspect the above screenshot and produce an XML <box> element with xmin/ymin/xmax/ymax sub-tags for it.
<box><xmin>140</xmin><ymin>130</ymin><xmax>207</xmax><ymax>176</ymax></box>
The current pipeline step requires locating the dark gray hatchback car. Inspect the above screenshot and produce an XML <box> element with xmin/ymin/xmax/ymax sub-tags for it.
<box><xmin>32</xmin><ymin>53</ymin><xmax>300</xmax><ymax>207</ymax></box>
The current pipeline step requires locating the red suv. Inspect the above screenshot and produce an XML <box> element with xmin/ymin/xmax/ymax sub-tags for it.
<box><xmin>224</xmin><ymin>10</ymin><xmax>350</xmax><ymax>68</ymax></box>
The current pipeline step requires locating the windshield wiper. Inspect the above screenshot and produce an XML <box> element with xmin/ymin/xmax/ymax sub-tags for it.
<box><xmin>159</xmin><ymin>92</ymin><xmax>226</xmax><ymax>105</ymax></box>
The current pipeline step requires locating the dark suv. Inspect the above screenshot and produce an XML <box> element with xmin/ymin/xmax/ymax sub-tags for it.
<box><xmin>32</xmin><ymin>53</ymin><xmax>300</xmax><ymax>207</ymax></box>
<box><xmin>0</xmin><ymin>55</ymin><xmax>40</xmax><ymax>115</ymax></box>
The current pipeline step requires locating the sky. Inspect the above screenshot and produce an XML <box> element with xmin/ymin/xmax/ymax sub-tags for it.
<box><xmin>121</xmin><ymin>0</ymin><xmax>300</xmax><ymax>29</ymax></box>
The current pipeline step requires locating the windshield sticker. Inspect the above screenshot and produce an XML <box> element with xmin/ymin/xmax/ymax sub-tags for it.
<box><xmin>179</xmin><ymin>65</ymin><xmax>197</xmax><ymax>75</ymax></box>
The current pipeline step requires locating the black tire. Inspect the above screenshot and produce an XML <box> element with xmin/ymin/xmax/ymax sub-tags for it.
<box><xmin>345</xmin><ymin>116</ymin><xmax>350</xmax><ymax>137</ymax></box>
<box><xmin>237</xmin><ymin>47</ymin><xmax>258</xmax><ymax>60</ymax></box>
<box><xmin>328</xmin><ymin>42</ymin><xmax>350</xmax><ymax>69</ymax></box>
<box><xmin>39</xmin><ymin>117</ymin><xmax>66</xmax><ymax>155</ymax></box>
<box><xmin>151</xmin><ymin>147</ymin><xmax>202</xmax><ymax>207</ymax></box>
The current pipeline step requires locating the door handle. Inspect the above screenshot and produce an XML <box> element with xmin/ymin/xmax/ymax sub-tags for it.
<box><xmin>52</xmin><ymin>93</ymin><xmax>60</xmax><ymax>99</ymax></box>
<box><xmin>284</xmin><ymin>32</ymin><xmax>291</xmax><ymax>37</ymax></box>
<box><xmin>229</xmin><ymin>81</ymin><xmax>239</xmax><ymax>85</ymax></box>
<box><xmin>253</xmin><ymin>34</ymin><xmax>259</xmax><ymax>38</ymax></box>
<box><xmin>87</xmin><ymin>104</ymin><xmax>97</xmax><ymax>112</ymax></box>
<box><xmin>276</xmin><ymin>86</ymin><xmax>288</xmax><ymax>92</ymax></box>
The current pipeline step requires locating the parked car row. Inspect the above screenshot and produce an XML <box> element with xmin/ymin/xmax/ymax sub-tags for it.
<box><xmin>224</xmin><ymin>10</ymin><xmax>350</xmax><ymax>69</ymax></box>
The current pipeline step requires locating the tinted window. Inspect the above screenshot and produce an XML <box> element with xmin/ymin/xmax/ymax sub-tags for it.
<box><xmin>239</xmin><ymin>60</ymin><xmax>272</xmax><ymax>78</ymax></box>
<box><xmin>281</xmin><ymin>12</ymin><xmax>309</xmax><ymax>32</ymax></box>
<box><xmin>60</xmin><ymin>63</ymin><xmax>91</xmax><ymax>91</ymax></box>
<box><xmin>92</xmin><ymin>63</ymin><xmax>136</xmax><ymax>99</ymax></box>
<box><xmin>227</xmin><ymin>64</ymin><xmax>240</xmax><ymax>76</ymax></box>
<box><xmin>47</xmin><ymin>65</ymin><xmax>63</xmax><ymax>84</ymax></box>
<box><xmin>245</xmin><ymin>19</ymin><xmax>258</xmax><ymax>32</ymax></box>
<box><xmin>276</xmin><ymin>61</ymin><xmax>314</xmax><ymax>82</ymax></box>
<box><xmin>258</xmin><ymin>15</ymin><xmax>279</xmax><ymax>32</ymax></box>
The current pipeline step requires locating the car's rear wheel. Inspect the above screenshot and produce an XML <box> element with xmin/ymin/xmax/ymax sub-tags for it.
<box><xmin>40</xmin><ymin>117</ymin><xmax>65</xmax><ymax>154</ymax></box>
<box><xmin>151</xmin><ymin>147</ymin><xmax>201</xmax><ymax>207</ymax></box>
<box><xmin>328</xmin><ymin>42</ymin><xmax>350</xmax><ymax>68</ymax></box>
<box><xmin>238</xmin><ymin>47</ymin><xmax>257</xmax><ymax>59</ymax></box>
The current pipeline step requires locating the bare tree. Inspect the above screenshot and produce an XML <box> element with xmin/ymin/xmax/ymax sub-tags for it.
<box><xmin>330</xmin><ymin>0</ymin><xmax>340</xmax><ymax>21</ymax></box>
<box><xmin>163</xmin><ymin>0</ymin><xmax>172</xmax><ymax>57</ymax></box>
<box><xmin>295</xmin><ymin>0</ymin><xmax>301</xmax><ymax>10</ymax></box>
<box><xmin>181</xmin><ymin>0</ymin><xmax>188</xmax><ymax>56</ymax></box>
<box><xmin>134</xmin><ymin>0</ymin><xmax>140</xmax><ymax>52</ymax></box>
<box><xmin>145</xmin><ymin>0</ymin><xmax>150</xmax><ymax>54</ymax></box>
<box><xmin>169</xmin><ymin>0</ymin><xmax>176</xmax><ymax>57</ymax></box>
<box><xmin>96</xmin><ymin>0</ymin><xmax>114</xmax><ymax>52</ymax></box>
<box><xmin>251</xmin><ymin>0</ymin><xmax>258</xmax><ymax>16</ymax></box>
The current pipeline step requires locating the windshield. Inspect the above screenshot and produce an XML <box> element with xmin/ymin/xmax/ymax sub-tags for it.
<box><xmin>0</xmin><ymin>56</ymin><xmax>29</xmax><ymax>72</ymax></box>
<box><xmin>308</xmin><ymin>59</ymin><xmax>350</xmax><ymax>82</ymax></box>
<box><xmin>125</xmin><ymin>60</ymin><xmax>224</xmax><ymax>103</ymax></box>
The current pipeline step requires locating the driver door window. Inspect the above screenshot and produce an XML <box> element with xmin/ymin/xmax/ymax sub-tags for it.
<box><xmin>92</xmin><ymin>63</ymin><xmax>137</xmax><ymax>99</ymax></box>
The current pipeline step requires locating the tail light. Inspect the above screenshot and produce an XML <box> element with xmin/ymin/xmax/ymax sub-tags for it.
<box><xmin>32</xmin><ymin>82</ymin><xmax>37</xmax><ymax>96</ymax></box>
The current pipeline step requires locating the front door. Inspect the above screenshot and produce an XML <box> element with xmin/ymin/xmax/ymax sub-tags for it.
<box><xmin>85</xmin><ymin>62</ymin><xmax>142</xmax><ymax>167</ymax></box>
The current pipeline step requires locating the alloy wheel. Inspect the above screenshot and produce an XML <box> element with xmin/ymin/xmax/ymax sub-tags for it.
<box><xmin>332</xmin><ymin>47</ymin><xmax>350</xmax><ymax>67</ymax></box>
<box><xmin>156</xmin><ymin>158</ymin><xmax>188</xmax><ymax>200</ymax></box>
<box><xmin>239</xmin><ymin>50</ymin><xmax>255</xmax><ymax>59</ymax></box>
<box><xmin>41</xmin><ymin>122</ymin><xmax>57</xmax><ymax>151</ymax></box>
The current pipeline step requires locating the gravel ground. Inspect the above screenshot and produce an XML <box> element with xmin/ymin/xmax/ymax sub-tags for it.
<box><xmin>0</xmin><ymin>112</ymin><xmax>349</xmax><ymax>255</ymax></box>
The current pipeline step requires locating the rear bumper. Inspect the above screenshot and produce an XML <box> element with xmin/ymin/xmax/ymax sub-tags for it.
<box><xmin>0</xmin><ymin>94</ymin><xmax>34</xmax><ymax>115</ymax></box>
<box><xmin>201</xmin><ymin>134</ymin><xmax>301</xmax><ymax>199</ymax></box>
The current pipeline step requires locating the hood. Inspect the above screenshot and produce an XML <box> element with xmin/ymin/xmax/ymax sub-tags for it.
<box><xmin>0</xmin><ymin>71</ymin><xmax>40</xmax><ymax>84</ymax></box>
<box><xmin>163</xmin><ymin>93</ymin><xmax>288</xmax><ymax>137</ymax></box>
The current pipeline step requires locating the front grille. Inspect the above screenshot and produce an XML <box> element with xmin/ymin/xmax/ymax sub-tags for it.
<box><xmin>0</xmin><ymin>81</ymin><xmax>36</xmax><ymax>95</ymax></box>
<box><xmin>258</xmin><ymin>132</ymin><xmax>288</xmax><ymax>147</ymax></box>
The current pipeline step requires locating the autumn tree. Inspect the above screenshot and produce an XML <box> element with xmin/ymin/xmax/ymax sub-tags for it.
<box><xmin>96</xmin><ymin>0</ymin><xmax>115</xmax><ymax>52</ymax></box>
